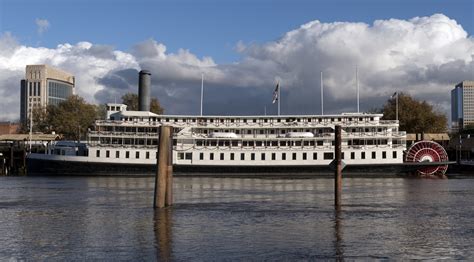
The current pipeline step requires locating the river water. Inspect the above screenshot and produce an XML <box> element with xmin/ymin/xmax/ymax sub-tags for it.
<box><xmin>0</xmin><ymin>175</ymin><xmax>473</xmax><ymax>260</ymax></box>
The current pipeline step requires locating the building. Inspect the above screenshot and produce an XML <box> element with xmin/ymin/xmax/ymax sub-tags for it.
<box><xmin>20</xmin><ymin>65</ymin><xmax>75</xmax><ymax>125</ymax></box>
<box><xmin>0</xmin><ymin>122</ymin><xmax>20</xmax><ymax>135</ymax></box>
<box><xmin>451</xmin><ymin>81</ymin><xmax>474</xmax><ymax>130</ymax></box>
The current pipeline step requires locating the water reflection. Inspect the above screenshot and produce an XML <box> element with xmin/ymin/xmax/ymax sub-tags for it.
<box><xmin>154</xmin><ymin>208</ymin><xmax>172</xmax><ymax>261</ymax></box>
<box><xmin>334</xmin><ymin>209</ymin><xmax>344</xmax><ymax>261</ymax></box>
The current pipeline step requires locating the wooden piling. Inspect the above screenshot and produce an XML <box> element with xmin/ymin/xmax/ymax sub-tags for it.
<box><xmin>154</xmin><ymin>126</ymin><xmax>173</xmax><ymax>208</ymax></box>
<box><xmin>335</xmin><ymin>125</ymin><xmax>342</xmax><ymax>208</ymax></box>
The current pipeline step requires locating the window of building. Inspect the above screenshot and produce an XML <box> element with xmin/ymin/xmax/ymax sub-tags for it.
<box><xmin>251</xmin><ymin>153</ymin><xmax>255</xmax><ymax>160</ymax></box>
<box><xmin>96</xmin><ymin>150</ymin><xmax>100</xmax><ymax>157</ymax></box>
<box><xmin>210</xmin><ymin>153</ymin><xmax>214</xmax><ymax>160</ymax></box>
<box><xmin>324</xmin><ymin>152</ymin><xmax>334</xmax><ymax>160</ymax></box>
<box><xmin>372</xmin><ymin>152</ymin><xmax>376</xmax><ymax>159</ymax></box>
<box><xmin>393</xmin><ymin>151</ymin><xmax>397</xmax><ymax>159</ymax></box>
<box><xmin>106</xmin><ymin>150</ymin><xmax>110</xmax><ymax>158</ymax></box>
<box><xmin>261</xmin><ymin>153</ymin><xmax>265</xmax><ymax>161</ymax></box>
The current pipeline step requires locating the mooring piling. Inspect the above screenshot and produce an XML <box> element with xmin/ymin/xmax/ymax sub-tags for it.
<box><xmin>334</xmin><ymin>125</ymin><xmax>342</xmax><ymax>209</ymax></box>
<box><xmin>154</xmin><ymin>125</ymin><xmax>173</xmax><ymax>208</ymax></box>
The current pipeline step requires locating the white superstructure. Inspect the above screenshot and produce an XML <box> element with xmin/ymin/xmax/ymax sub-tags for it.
<box><xmin>76</xmin><ymin>103</ymin><xmax>406</xmax><ymax>168</ymax></box>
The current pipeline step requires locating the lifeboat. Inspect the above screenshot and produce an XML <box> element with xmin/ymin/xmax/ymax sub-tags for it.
<box><xmin>209</xmin><ymin>132</ymin><xmax>238</xmax><ymax>138</ymax></box>
<box><xmin>285</xmin><ymin>132</ymin><xmax>314</xmax><ymax>138</ymax></box>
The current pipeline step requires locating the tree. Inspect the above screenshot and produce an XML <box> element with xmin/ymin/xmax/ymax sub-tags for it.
<box><xmin>28</xmin><ymin>95</ymin><xmax>98</xmax><ymax>140</ymax></box>
<box><xmin>381</xmin><ymin>92</ymin><xmax>447</xmax><ymax>133</ymax></box>
<box><xmin>121</xmin><ymin>93</ymin><xmax>164</xmax><ymax>114</ymax></box>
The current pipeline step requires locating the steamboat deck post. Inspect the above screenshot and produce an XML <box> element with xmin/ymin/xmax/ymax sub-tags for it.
<box><xmin>335</xmin><ymin>125</ymin><xmax>342</xmax><ymax>209</ymax></box>
<box><xmin>165</xmin><ymin>128</ymin><xmax>173</xmax><ymax>206</ymax></box>
<box><xmin>154</xmin><ymin>125</ymin><xmax>173</xmax><ymax>208</ymax></box>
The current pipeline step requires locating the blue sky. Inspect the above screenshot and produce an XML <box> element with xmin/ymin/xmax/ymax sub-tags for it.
<box><xmin>1</xmin><ymin>0</ymin><xmax>472</xmax><ymax>63</ymax></box>
<box><xmin>0</xmin><ymin>0</ymin><xmax>473</xmax><ymax>120</ymax></box>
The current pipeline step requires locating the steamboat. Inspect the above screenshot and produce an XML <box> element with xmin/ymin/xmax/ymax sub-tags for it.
<box><xmin>27</xmin><ymin>71</ymin><xmax>451</xmax><ymax>176</ymax></box>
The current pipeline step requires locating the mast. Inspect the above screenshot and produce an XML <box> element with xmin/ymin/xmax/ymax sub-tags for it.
<box><xmin>200</xmin><ymin>73</ymin><xmax>204</xmax><ymax>116</ymax></box>
<box><xmin>321</xmin><ymin>71</ymin><xmax>324</xmax><ymax>115</ymax></box>
<box><xmin>356</xmin><ymin>66</ymin><xmax>359</xmax><ymax>113</ymax></box>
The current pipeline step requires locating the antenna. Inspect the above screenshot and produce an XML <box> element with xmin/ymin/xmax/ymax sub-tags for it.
<box><xmin>356</xmin><ymin>66</ymin><xmax>359</xmax><ymax>113</ymax></box>
<box><xmin>320</xmin><ymin>71</ymin><xmax>324</xmax><ymax>115</ymax></box>
<box><xmin>200</xmin><ymin>73</ymin><xmax>204</xmax><ymax>116</ymax></box>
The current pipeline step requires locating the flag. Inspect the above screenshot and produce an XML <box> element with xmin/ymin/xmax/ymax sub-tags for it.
<box><xmin>272</xmin><ymin>81</ymin><xmax>279</xmax><ymax>104</ymax></box>
<box><xmin>391</xmin><ymin>92</ymin><xmax>398</xmax><ymax>98</ymax></box>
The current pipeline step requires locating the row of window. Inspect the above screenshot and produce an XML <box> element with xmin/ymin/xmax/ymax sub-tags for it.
<box><xmin>96</xmin><ymin>150</ymin><xmax>154</xmax><ymax>159</ymax></box>
<box><xmin>177</xmin><ymin>151</ymin><xmax>398</xmax><ymax>161</ymax></box>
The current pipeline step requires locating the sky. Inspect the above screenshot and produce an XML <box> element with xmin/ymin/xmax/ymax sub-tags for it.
<box><xmin>0</xmin><ymin>0</ymin><xmax>473</xmax><ymax>121</ymax></box>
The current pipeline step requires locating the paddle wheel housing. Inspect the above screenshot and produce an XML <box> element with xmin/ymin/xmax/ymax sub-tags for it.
<box><xmin>405</xmin><ymin>141</ymin><xmax>449</xmax><ymax>176</ymax></box>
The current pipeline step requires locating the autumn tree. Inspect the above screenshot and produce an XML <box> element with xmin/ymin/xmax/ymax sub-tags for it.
<box><xmin>381</xmin><ymin>92</ymin><xmax>447</xmax><ymax>133</ymax></box>
<box><xmin>121</xmin><ymin>93</ymin><xmax>164</xmax><ymax>114</ymax></box>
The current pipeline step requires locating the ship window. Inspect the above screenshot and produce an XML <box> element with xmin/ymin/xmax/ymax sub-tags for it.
<box><xmin>372</xmin><ymin>152</ymin><xmax>376</xmax><ymax>159</ymax></box>
<box><xmin>361</xmin><ymin>152</ymin><xmax>365</xmax><ymax>159</ymax></box>
<box><xmin>282</xmin><ymin>153</ymin><xmax>286</xmax><ymax>160</ymax></box>
<box><xmin>178</xmin><ymin>153</ymin><xmax>184</xmax><ymax>160</ymax></box>
<box><xmin>156</xmin><ymin>152</ymin><xmax>158</xmax><ymax>159</ymax></box>
<box><xmin>272</xmin><ymin>153</ymin><xmax>276</xmax><ymax>160</ymax></box>
<box><xmin>199</xmin><ymin>153</ymin><xmax>204</xmax><ymax>160</ymax></box>
<box><xmin>259</xmin><ymin>130</ymin><xmax>264</xmax><ymax>134</ymax></box>
<box><xmin>295</xmin><ymin>141</ymin><xmax>301</xmax><ymax>146</ymax></box>
<box><xmin>96</xmin><ymin>150</ymin><xmax>100</xmax><ymax>157</ymax></box>
<box><xmin>253</xmin><ymin>119</ymin><xmax>256</xmax><ymax>123</ymax></box>
<box><xmin>106</xmin><ymin>150</ymin><xmax>110</xmax><ymax>158</ymax></box>
<box><xmin>261</xmin><ymin>153</ymin><xmax>265</xmax><ymax>161</ymax></box>
<box><xmin>230</xmin><ymin>153</ymin><xmax>234</xmax><ymax>160</ymax></box>
<box><xmin>210</xmin><ymin>153</ymin><xmax>214</xmax><ymax>160</ymax></box>
<box><xmin>185</xmin><ymin>153</ymin><xmax>192</xmax><ymax>160</ymax></box>
<box><xmin>313</xmin><ymin>152</ymin><xmax>317</xmax><ymax>160</ymax></box>
<box><xmin>220</xmin><ymin>153</ymin><xmax>224</xmax><ymax>160</ymax></box>
<box><xmin>324</xmin><ymin>152</ymin><xmax>333</xmax><ymax>160</ymax></box>
<box><xmin>341</xmin><ymin>153</ymin><xmax>344</xmax><ymax>159</ymax></box>
<box><xmin>317</xmin><ymin>141</ymin><xmax>323</xmax><ymax>146</ymax></box>
<box><xmin>351</xmin><ymin>152</ymin><xmax>355</xmax><ymax>159</ymax></box>
<box><xmin>126</xmin><ymin>151</ymin><xmax>130</xmax><ymax>158</ymax></box>
<box><xmin>136</xmin><ymin>151</ymin><xmax>140</xmax><ymax>158</ymax></box>
<box><xmin>272</xmin><ymin>141</ymin><xmax>277</xmax><ymax>146</ymax></box>
<box><xmin>251</xmin><ymin>153</ymin><xmax>255</xmax><ymax>160</ymax></box>
<box><xmin>292</xmin><ymin>153</ymin><xmax>297</xmax><ymax>160</ymax></box>
<box><xmin>256</xmin><ymin>141</ymin><xmax>262</xmax><ymax>147</ymax></box>
<box><xmin>277</xmin><ymin>119</ymin><xmax>281</xmax><ymax>122</ymax></box>
<box><xmin>146</xmin><ymin>152</ymin><xmax>150</xmax><ymax>159</ymax></box>
<box><xmin>382</xmin><ymin>151</ymin><xmax>386</xmax><ymax>159</ymax></box>
<box><xmin>303</xmin><ymin>153</ymin><xmax>307</xmax><ymax>160</ymax></box>
<box><xmin>393</xmin><ymin>151</ymin><xmax>397</xmax><ymax>158</ymax></box>
<box><xmin>247</xmin><ymin>130</ymin><xmax>252</xmax><ymax>134</ymax></box>
<box><xmin>241</xmin><ymin>153</ymin><xmax>245</xmax><ymax>160</ymax></box>
<box><xmin>116</xmin><ymin>151</ymin><xmax>120</xmax><ymax>158</ymax></box>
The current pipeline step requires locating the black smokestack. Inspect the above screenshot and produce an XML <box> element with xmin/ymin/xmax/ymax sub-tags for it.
<box><xmin>138</xmin><ymin>70</ymin><xmax>151</xmax><ymax>111</ymax></box>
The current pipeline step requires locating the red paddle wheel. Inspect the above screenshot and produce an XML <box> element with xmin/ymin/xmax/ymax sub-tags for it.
<box><xmin>405</xmin><ymin>141</ymin><xmax>449</xmax><ymax>176</ymax></box>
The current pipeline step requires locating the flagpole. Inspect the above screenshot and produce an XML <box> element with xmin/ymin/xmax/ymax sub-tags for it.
<box><xmin>200</xmin><ymin>73</ymin><xmax>203</xmax><ymax>116</ymax></box>
<box><xmin>396</xmin><ymin>92</ymin><xmax>398</xmax><ymax>122</ymax></box>
<box><xmin>356</xmin><ymin>66</ymin><xmax>359</xmax><ymax>113</ymax></box>
<box><xmin>278</xmin><ymin>81</ymin><xmax>281</xmax><ymax>116</ymax></box>
<box><xmin>321</xmin><ymin>71</ymin><xmax>324</xmax><ymax>115</ymax></box>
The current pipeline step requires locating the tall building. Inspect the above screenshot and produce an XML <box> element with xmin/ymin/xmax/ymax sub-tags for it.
<box><xmin>451</xmin><ymin>80</ymin><xmax>474</xmax><ymax>130</ymax></box>
<box><xmin>20</xmin><ymin>65</ymin><xmax>75</xmax><ymax>125</ymax></box>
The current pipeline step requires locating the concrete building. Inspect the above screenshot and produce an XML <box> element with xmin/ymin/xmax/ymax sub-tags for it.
<box><xmin>451</xmin><ymin>81</ymin><xmax>474</xmax><ymax>130</ymax></box>
<box><xmin>20</xmin><ymin>65</ymin><xmax>75</xmax><ymax>125</ymax></box>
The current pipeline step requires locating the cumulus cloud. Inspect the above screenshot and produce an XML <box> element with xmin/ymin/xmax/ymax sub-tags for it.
<box><xmin>0</xmin><ymin>13</ymin><xmax>473</xmax><ymax>122</ymax></box>
<box><xmin>35</xmin><ymin>18</ymin><xmax>50</xmax><ymax>35</ymax></box>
